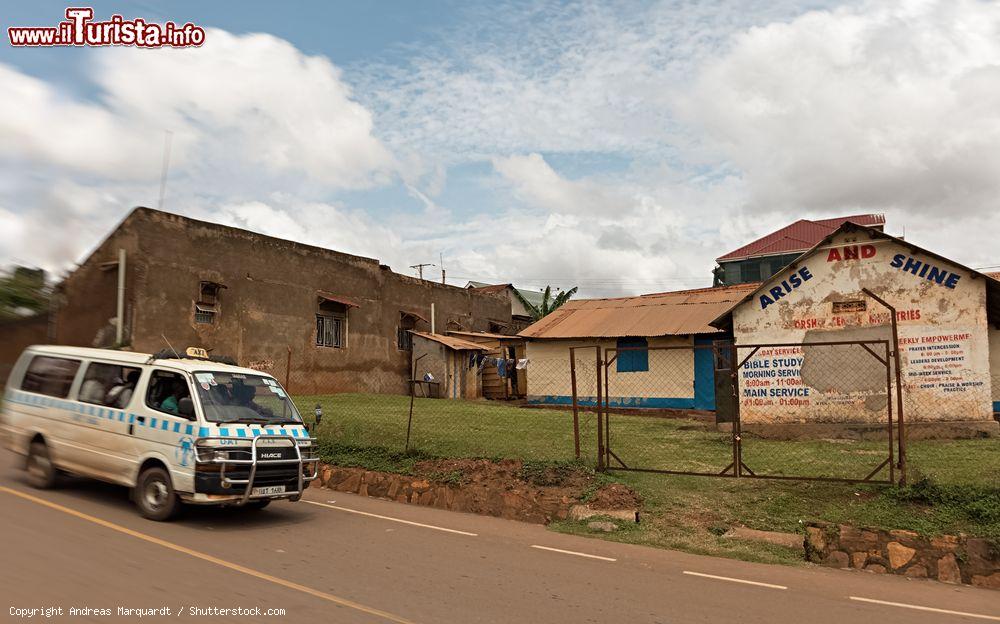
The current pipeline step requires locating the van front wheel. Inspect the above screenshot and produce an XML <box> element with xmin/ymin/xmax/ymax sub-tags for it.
<box><xmin>26</xmin><ymin>441</ymin><xmax>57</xmax><ymax>489</ymax></box>
<box><xmin>134</xmin><ymin>467</ymin><xmax>180</xmax><ymax>521</ymax></box>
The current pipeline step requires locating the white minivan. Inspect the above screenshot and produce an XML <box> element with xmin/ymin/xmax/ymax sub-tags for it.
<box><xmin>1</xmin><ymin>345</ymin><xmax>318</xmax><ymax>520</ymax></box>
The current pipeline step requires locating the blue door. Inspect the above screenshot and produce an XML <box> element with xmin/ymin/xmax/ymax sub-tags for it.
<box><xmin>693</xmin><ymin>336</ymin><xmax>716</xmax><ymax>410</ymax></box>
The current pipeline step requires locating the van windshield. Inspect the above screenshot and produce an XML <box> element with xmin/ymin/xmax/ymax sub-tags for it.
<box><xmin>193</xmin><ymin>371</ymin><xmax>302</xmax><ymax>425</ymax></box>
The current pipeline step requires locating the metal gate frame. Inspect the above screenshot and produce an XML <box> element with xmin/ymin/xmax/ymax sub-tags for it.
<box><xmin>732</xmin><ymin>339</ymin><xmax>896</xmax><ymax>485</ymax></box>
<box><xmin>599</xmin><ymin>343</ymin><xmax>739</xmax><ymax>477</ymax></box>
<box><xmin>591</xmin><ymin>339</ymin><xmax>903</xmax><ymax>484</ymax></box>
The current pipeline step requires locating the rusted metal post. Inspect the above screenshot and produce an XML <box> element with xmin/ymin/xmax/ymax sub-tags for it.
<box><xmin>569</xmin><ymin>347</ymin><xmax>581</xmax><ymax>460</ymax></box>
<box><xmin>285</xmin><ymin>346</ymin><xmax>292</xmax><ymax>393</ymax></box>
<box><xmin>884</xmin><ymin>340</ymin><xmax>895</xmax><ymax>485</ymax></box>
<box><xmin>603</xmin><ymin>357</ymin><xmax>611</xmax><ymax>469</ymax></box>
<box><xmin>595</xmin><ymin>346</ymin><xmax>604</xmax><ymax>471</ymax></box>
<box><xmin>731</xmin><ymin>343</ymin><xmax>741</xmax><ymax>478</ymax></box>
<box><xmin>862</xmin><ymin>288</ymin><xmax>906</xmax><ymax>485</ymax></box>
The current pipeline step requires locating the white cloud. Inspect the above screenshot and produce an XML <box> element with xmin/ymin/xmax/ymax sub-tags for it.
<box><xmin>680</xmin><ymin>0</ymin><xmax>1000</xmax><ymax>215</ymax></box>
<box><xmin>492</xmin><ymin>153</ymin><xmax>622</xmax><ymax>215</ymax></box>
<box><xmin>0</xmin><ymin>28</ymin><xmax>395</xmax><ymax>190</ymax></box>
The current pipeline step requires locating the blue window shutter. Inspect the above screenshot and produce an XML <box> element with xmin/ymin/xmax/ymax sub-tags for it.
<box><xmin>616</xmin><ymin>337</ymin><xmax>648</xmax><ymax>372</ymax></box>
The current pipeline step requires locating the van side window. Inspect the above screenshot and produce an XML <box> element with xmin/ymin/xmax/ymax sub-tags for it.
<box><xmin>146</xmin><ymin>370</ymin><xmax>193</xmax><ymax>419</ymax></box>
<box><xmin>20</xmin><ymin>356</ymin><xmax>81</xmax><ymax>398</ymax></box>
<box><xmin>79</xmin><ymin>362</ymin><xmax>142</xmax><ymax>408</ymax></box>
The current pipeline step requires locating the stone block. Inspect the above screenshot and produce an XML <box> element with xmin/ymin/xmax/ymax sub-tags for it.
<box><xmin>805</xmin><ymin>527</ymin><xmax>827</xmax><ymax>556</ymax></box>
<box><xmin>588</xmin><ymin>521</ymin><xmax>617</xmax><ymax>532</ymax></box>
<box><xmin>337</xmin><ymin>473</ymin><xmax>361</xmax><ymax>493</ymax></box>
<box><xmin>823</xmin><ymin>551</ymin><xmax>850</xmax><ymax>569</ymax></box>
<box><xmin>937</xmin><ymin>553</ymin><xmax>962</xmax><ymax>584</ymax></box>
<box><xmin>865</xmin><ymin>564</ymin><xmax>887</xmax><ymax>574</ymax></box>
<box><xmin>904</xmin><ymin>565</ymin><xmax>928</xmax><ymax>578</ymax></box>
<box><xmin>887</xmin><ymin>542</ymin><xmax>916</xmax><ymax>570</ymax></box>
<box><xmin>410</xmin><ymin>479</ymin><xmax>431</xmax><ymax>492</ymax></box>
<box><xmin>929</xmin><ymin>535</ymin><xmax>959</xmax><ymax>552</ymax></box>
<box><xmin>850</xmin><ymin>552</ymin><xmax>868</xmax><ymax>569</ymax></box>
<box><xmin>971</xmin><ymin>573</ymin><xmax>1000</xmax><ymax>590</ymax></box>
<box><xmin>386</xmin><ymin>479</ymin><xmax>400</xmax><ymax>500</ymax></box>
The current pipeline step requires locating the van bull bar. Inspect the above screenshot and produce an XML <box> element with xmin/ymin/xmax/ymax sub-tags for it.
<box><xmin>193</xmin><ymin>434</ymin><xmax>320</xmax><ymax>504</ymax></box>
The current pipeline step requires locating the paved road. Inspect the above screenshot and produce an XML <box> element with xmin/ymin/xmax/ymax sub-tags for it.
<box><xmin>1</xmin><ymin>450</ymin><xmax>997</xmax><ymax>624</ymax></box>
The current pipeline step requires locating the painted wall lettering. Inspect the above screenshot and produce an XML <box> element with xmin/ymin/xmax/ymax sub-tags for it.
<box><xmin>759</xmin><ymin>267</ymin><xmax>812</xmax><ymax>310</ymax></box>
<box><xmin>889</xmin><ymin>254</ymin><xmax>961</xmax><ymax>289</ymax></box>
<box><xmin>827</xmin><ymin>244</ymin><xmax>876</xmax><ymax>262</ymax></box>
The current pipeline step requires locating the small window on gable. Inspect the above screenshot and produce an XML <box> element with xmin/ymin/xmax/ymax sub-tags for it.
<box><xmin>616</xmin><ymin>337</ymin><xmax>649</xmax><ymax>373</ymax></box>
<box><xmin>195</xmin><ymin>281</ymin><xmax>224</xmax><ymax>324</ymax></box>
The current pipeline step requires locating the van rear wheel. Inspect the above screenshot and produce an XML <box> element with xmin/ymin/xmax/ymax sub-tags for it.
<box><xmin>26</xmin><ymin>441</ymin><xmax>57</xmax><ymax>489</ymax></box>
<box><xmin>134</xmin><ymin>467</ymin><xmax>181</xmax><ymax>521</ymax></box>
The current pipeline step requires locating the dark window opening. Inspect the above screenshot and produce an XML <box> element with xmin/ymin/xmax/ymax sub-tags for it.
<box><xmin>21</xmin><ymin>355</ymin><xmax>81</xmax><ymax>398</ymax></box>
<box><xmin>616</xmin><ymin>337</ymin><xmax>649</xmax><ymax>373</ymax></box>
<box><xmin>145</xmin><ymin>369</ymin><xmax>194</xmax><ymax>419</ymax></box>
<box><xmin>488</xmin><ymin>321</ymin><xmax>508</xmax><ymax>334</ymax></box>
<box><xmin>79</xmin><ymin>362</ymin><xmax>142</xmax><ymax>408</ymax></box>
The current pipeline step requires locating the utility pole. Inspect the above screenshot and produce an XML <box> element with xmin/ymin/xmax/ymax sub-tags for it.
<box><xmin>410</xmin><ymin>263</ymin><xmax>434</xmax><ymax>280</ymax></box>
<box><xmin>157</xmin><ymin>130</ymin><xmax>173</xmax><ymax>211</ymax></box>
<box><xmin>439</xmin><ymin>252</ymin><xmax>446</xmax><ymax>284</ymax></box>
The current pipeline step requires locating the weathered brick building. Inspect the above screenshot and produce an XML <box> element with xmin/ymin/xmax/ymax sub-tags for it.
<box><xmin>16</xmin><ymin>207</ymin><xmax>512</xmax><ymax>394</ymax></box>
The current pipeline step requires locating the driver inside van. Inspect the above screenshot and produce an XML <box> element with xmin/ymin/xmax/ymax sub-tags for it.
<box><xmin>160</xmin><ymin>380</ymin><xmax>189</xmax><ymax>414</ymax></box>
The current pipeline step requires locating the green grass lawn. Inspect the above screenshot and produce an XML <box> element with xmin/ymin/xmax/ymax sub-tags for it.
<box><xmin>294</xmin><ymin>392</ymin><xmax>1000</xmax><ymax>564</ymax></box>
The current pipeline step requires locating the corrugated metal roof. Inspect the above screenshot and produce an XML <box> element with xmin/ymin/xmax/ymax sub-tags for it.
<box><xmin>448</xmin><ymin>330</ymin><xmax>523</xmax><ymax>341</ymax></box>
<box><xmin>410</xmin><ymin>331</ymin><xmax>489</xmax><ymax>351</ymax></box>
<box><xmin>518</xmin><ymin>283</ymin><xmax>758</xmax><ymax>339</ymax></box>
<box><xmin>717</xmin><ymin>214</ymin><xmax>885</xmax><ymax>262</ymax></box>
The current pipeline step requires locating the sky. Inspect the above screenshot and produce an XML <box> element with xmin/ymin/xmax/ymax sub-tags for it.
<box><xmin>3</xmin><ymin>0</ymin><xmax>1000</xmax><ymax>298</ymax></box>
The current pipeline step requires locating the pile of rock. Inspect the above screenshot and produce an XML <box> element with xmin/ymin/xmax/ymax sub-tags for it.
<box><xmin>805</xmin><ymin>521</ymin><xmax>999</xmax><ymax>589</ymax></box>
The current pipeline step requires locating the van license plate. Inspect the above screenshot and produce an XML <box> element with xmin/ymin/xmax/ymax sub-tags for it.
<box><xmin>251</xmin><ymin>486</ymin><xmax>286</xmax><ymax>496</ymax></box>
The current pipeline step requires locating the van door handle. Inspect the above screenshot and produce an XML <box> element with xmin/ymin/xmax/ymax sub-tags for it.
<box><xmin>129</xmin><ymin>416</ymin><xmax>146</xmax><ymax>435</ymax></box>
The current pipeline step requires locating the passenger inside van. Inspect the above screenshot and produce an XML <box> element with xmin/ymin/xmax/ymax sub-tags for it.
<box><xmin>106</xmin><ymin>370</ymin><xmax>141</xmax><ymax>408</ymax></box>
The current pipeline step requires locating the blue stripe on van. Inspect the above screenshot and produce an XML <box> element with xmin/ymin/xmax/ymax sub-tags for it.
<box><xmin>185</xmin><ymin>424</ymin><xmax>193</xmax><ymax>435</ymax></box>
<box><xmin>173</xmin><ymin>421</ymin><xmax>180</xmax><ymax>433</ymax></box>
<box><xmin>220</xmin><ymin>428</ymin><xmax>230</xmax><ymax>437</ymax></box>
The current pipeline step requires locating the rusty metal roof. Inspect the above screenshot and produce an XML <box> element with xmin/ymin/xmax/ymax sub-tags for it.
<box><xmin>518</xmin><ymin>283</ymin><xmax>758</xmax><ymax>339</ymax></box>
<box><xmin>317</xmin><ymin>291</ymin><xmax>360</xmax><ymax>308</ymax></box>
<box><xmin>410</xmin><ymin>331</ymin><xmax>489</xmax><ymax>351</ymax></box>
<box><xmin>447</xmin><ymin>330</ymin><xmax>524</xmax><ymax>341</ymax></box>
<box><xmin>717</xmin><ymin>214</ymin><xmax>885</xmax><ymax>262</ymax></box>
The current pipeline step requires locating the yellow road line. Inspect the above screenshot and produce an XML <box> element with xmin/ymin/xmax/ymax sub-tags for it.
<box><xmin>0</xmin><ymin>486</ymin><xmax>417</xmax><ymax>624</ymax></box>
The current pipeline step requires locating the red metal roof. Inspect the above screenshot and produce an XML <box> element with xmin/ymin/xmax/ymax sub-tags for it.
<box><xmin>316</xmin><ymin>291</ymin><xmax>360</xmax><ymax>308</ymax></box>
<box><xmin>717</xmin><ymin>214</ymin><xmax>885</xmax><ymax>262</ymax></box>
<box><xmin>518</xmin><ymin>283</ymin><xmax>758</xmax><ymax>339</ymax></box>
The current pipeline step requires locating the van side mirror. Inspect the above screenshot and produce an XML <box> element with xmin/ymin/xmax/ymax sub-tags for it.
<box><xmin>178</xmin><ymin>397</ymin><xmax>195</xmax><ymax>419</ymax></box>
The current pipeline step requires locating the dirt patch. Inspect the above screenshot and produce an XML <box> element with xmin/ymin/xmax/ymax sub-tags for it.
<box><xmin>589</xmin><ymin>483</ymin><xmax>643</xmax><ymax>510</ymax></box>
<box><xmin>319</xmin><ymin>458</ymin><xmax>641</xmax><ymax>525</ymax></box>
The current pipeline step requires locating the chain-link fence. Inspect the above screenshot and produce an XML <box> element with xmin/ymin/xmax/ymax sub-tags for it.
<box><xmin>286</xmin><ymin>353</ymin><xmax>599</xmax><ymax>466</ymax></box>
<box><xmin>275</xmin><ymin>336</ymin><xmax>997</xmax><ymax>488</ymax></box>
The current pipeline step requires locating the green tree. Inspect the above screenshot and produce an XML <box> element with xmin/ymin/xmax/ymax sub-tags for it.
<box><xmin>0</xmin><ymin>266</ymin><xmax>50</xmax><ymax>320</ymax></box>
<box><xmin>527</xmin><ymin>285</ymin><xmax>578</xmax><ymax>321</ymax></box>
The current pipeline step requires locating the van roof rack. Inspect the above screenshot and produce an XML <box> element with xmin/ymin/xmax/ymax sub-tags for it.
<box><xmin>150</xmin><ymin>349</ymin><xmax>238</xmax><ymax>366</ymax></box>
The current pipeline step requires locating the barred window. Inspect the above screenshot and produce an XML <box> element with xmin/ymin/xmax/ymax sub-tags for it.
<box><xmin>317</xmin><ymin>314</ymin><xmax>345</xmax><ymax>348</ymax></box>
<box><xmin>195</xmin><ymin>281</ymin><xmax>224</xmax><ymax>324</ymax></box>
